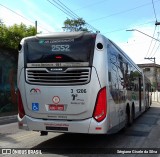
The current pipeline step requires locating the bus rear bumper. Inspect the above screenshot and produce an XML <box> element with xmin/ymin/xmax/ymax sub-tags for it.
<box><xmin>18</xmin><ymin>115</ymin><xmax>108</xmax><ymax>134</ymax></box>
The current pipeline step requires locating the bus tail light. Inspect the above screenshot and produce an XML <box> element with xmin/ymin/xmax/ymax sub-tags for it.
<box><xmin>93</xmin><ymin>87</ymin><xmax>107</xmax><ymax>122</ymax></box>
<box><xmin>18</xmin><ymin>89</ymin><xmax>25</xmax><ymax>119</ymax></box>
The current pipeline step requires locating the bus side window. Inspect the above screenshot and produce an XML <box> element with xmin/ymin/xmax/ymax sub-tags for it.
<box><xmin>0</xmin><ymin>66</ymin><xmax>2</xmax><ymax>85</ymax></box>
<box><xmin>108</xmin><ymin>72</ymin><xmax>111</xmax><ymax>82</ymax></box>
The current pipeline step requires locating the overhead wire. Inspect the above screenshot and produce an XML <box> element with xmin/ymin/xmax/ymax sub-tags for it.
<box><xmin>89</xmin><ymin>0</ymin><xmax>160</xmax><ymax>23</ymax></box>
<box><xmin>151</xmin><ymin>25</ymin><xmax>160</xmax><ymax>57</ymax></box>
<box><xmin>103</xmin><ymin>20</ymin><xmax>155</xmax><ymax>34</ymax></box>
<box><xmin>0</xmin><ymin>4</ymin><xmax>33</xmax><ymax>24</ymax></box>
<box><xmin>145</xmin><ymin>26</ymin><xmax>157</xmax><ymax>57</ymax></box>
<box><xmin>57</xmin><ymin>0</ymin><xmax>99</xmax><ymax>32</ymax></box>
<box><xmin>152</xmin><ymin>42</ymin><xmax>160</xmax><ymax>57</ymax></box>
<box><xmin>145</xmin><ymin>0</ymin><xmax>159</xmax><ymax>58</ymax></box>
<box><xmin>151</xmin><ymin>35</ymin><xmax>160</xmax><ymax>57</ymax></box>
<box><xmin>56</xmin><ymin>0</ymin><xmax>80</xmax><ymax>18</ymax></box>
<box><xmin>149</xmin><ymin>31</ymin><xmax>160</xmax><ymax>57</ymax></box>
<box><xmin>152</xmin><ymin>0</ymin><xmax>158</xmax><ymax>21</ymax></box>
<box><xmin>47</xmin><ymin>0</ymin><xmax>99</xmax><ymax>32</ymax></box>
<box><xmin>73</xmin><ymin>0</ymin><xmax>107</xmax><ymax>11</ymax></box>
<box><xmin>0</xmin><ymin>3</ymin><xmax>51</xmax><ymax>33</ymax></box>
<box><xmin>47</xmin><ymin>0</ymin><xmax>77</xmax><ymax>19</ymax></box>
<box><xmin>56</xmin><ymin>0</ymin><xmax>99</xmax><ymax>32</ymax></box>
<box><xmin>55</xmin><ymin>0</ymin><xmax>95</xmax><ymax>30</ymax></box>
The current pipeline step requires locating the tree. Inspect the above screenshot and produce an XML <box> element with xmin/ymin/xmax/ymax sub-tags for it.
<box><xmin>63</xmin><ymin>18</ymin><xmax>89</xmax><ymax>32</ymax></box>
<box><xmin>0</xmin><ymin>23</ymin><xmax>36</xmax><ymax>50</ymax></box>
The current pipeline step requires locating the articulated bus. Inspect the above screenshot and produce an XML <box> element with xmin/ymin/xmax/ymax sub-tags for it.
<box><xmin>17</xmin><ymin>32</ymin><xmax>152</xmax><ymax>135</ymax></box>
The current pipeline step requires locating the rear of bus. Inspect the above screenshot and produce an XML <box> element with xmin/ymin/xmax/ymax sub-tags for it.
<box><xmin>17</xmin><ymin>32</ymin><xmax>108</xmax><ymax>134</ymax></box>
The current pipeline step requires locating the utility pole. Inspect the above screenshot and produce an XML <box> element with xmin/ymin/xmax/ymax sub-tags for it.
<box><xmin>35</xmin><ymin>21</ymin><xmax>37</xmax><ymax>34</ymax></box>
<box><xmin>144</xmin><ymin>57</ymin><xmax>157</xmax><ymax>91</ymax></box>
<box><xmin>154</xmin><ymin>21</ymin><xmax>159</xmax><ymax>92</ymax></box>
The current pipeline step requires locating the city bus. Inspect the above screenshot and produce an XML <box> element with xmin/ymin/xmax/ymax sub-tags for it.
<box><xmin>17</xmin><ymin>32</ymin><xmax>152</xmax><ymax>135</ymax></box>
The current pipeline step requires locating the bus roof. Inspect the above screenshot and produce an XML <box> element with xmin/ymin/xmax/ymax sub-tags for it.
<box><xmin>36</xmin><ymin>31</ymin><xmax>94</xmax><ymax>39</ymax></box>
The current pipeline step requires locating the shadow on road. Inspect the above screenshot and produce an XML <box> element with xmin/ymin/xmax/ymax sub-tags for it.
<box><xmin>33</xmin><ymin>133</ymin><xmax>121</xmax><ymax>154</ymax></box>
<box><xmin>0</xmin><ymin>133</ymin><xmax>19</xmax><ymax>145</ymax></box>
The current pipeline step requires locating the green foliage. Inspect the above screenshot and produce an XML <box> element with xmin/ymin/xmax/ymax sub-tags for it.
<box><xmin>63</xmin><ymin>18</ymin><xmax>89</xmax><ymax>32</ymax></box>
<box><xmin>0</xmin><ymin>23</ymin><xmax>36</xmax><ymax>50</ymax></box>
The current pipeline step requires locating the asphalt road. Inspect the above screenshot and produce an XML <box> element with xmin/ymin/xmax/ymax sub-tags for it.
<box><xmin>1</xmin><ymin>102</ymin><xmax>160</xmax><ymax>157</ymax></box>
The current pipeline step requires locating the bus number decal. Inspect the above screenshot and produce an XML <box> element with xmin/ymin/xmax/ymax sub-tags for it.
<box><xmin>71</xmin><ymin>89</ymin><xmax>87</xmax><ymax>94</ymax></box>
<box><xmin>51</xmin><ymin>45</ymin><xmax>70</xmax><ymax>52</ymax></box>
<box><xmin>76</xmin><ymin>89</ymin><xmax>87</xmax><ymax>93</ymax></box>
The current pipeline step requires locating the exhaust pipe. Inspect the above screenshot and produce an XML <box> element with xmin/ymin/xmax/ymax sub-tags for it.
<box><xmin>40</xmin><ymin>131</ymin><xmax>48</xmax><ymax>136</ymax></box>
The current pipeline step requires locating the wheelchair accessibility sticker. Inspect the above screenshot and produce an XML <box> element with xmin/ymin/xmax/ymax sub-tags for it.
<box><xmin>32</xmin><ymin>103</ymin><xmax>39</xmax><ymax>111</ymax></box>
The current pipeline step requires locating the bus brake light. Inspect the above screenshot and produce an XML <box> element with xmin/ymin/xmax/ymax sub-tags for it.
<box><xmin>93</xmin><ymin>87</ymin><xmax>107</xmax><ymax>122</ymax></box>
<box><xmin>55</xmin><ymin>56</ymin><xmax>62</xmax><ymax>59</ymax></box>
<box><xmin>18</xmin><ymin>89</ymin><xmax>25</xmax><ymax>119</ymax></box>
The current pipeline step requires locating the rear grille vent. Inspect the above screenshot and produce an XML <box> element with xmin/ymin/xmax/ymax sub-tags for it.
<box><xmin>26</xmin><ymin>68</ymin><xmax>91</xmax><ymax>85</ymax></box>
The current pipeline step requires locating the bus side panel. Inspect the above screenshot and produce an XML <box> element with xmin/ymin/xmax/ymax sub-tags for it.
<box><xmin>92</xmin><ymin>36</ymin><xmax>121</xmax><ymax>133</ymax></box>
<box><xmin>106</xmin><ymin>42</ymin><xmax>124</xmax><ymax>132</ymax></box>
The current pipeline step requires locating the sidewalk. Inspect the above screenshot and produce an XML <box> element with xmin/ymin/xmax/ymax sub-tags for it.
<box><xmin>0</xmin><ymin>115</ymin><xmax>17</xmax><ymax>125</ymax></box>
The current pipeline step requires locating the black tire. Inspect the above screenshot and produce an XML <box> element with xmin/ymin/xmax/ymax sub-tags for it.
<box><xmin>125</xmin><ymin>105</ymin><xmax>131</xmax><ymax>126</ymax></box>
<box><xmin>132</xmin><ymin>104</ymin><xmax>135</xmax><ymax>120</ymax></box>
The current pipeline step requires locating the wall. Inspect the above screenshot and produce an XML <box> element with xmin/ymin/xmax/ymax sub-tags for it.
<box><xmin>138</xmin><ymin>64</ymin><xmax>160</xmax><ymax>91</ymax></box>
<box><xmin>0</xmin><ymin>47</ymin><xmax>18</xmax><ymax>116</ymax></box>
<box><xmin>152</xmin><ymin>91</ymin><xmax>160</xmax><ymax>103</ymax></box>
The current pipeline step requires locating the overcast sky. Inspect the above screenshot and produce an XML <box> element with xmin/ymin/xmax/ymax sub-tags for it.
<box><xmin>0</xmin><ymin>0</ymin><xmax>160</xmax><ymax>64</ymax></box>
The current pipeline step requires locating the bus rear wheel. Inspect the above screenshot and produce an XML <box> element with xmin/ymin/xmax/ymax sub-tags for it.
<box><xmin>125</xmin><ymin>105</ymin><xmax>130</xmax><ymax>127</ymax></box>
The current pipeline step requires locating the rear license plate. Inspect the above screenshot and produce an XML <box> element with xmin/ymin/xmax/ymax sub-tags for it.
<box><xmin>49</xmin><ymin>105</ymin><xmax>64</xmax><ymax>111</ymax></box>
<box><xmin>46</xmin><ymin>126</ymin><xmax>68</xmax><ymax>131</ymax></box>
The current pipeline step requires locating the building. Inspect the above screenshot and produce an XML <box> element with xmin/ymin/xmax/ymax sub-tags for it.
<box><xmin>138</xmin><ymin>63</ymin><xmax>160</xmax><ymax>91</ymax></box>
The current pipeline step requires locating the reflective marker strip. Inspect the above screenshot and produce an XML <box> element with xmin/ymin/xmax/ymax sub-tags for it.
<box><xmin>95</xmin><ymin>127</ymin><xmax>102</xmax><ymax>130</ymax></box>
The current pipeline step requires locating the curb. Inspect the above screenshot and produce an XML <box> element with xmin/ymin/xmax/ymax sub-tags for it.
<box><xmin>152</xmin><ymin>101</ymin><xmax>160</xmax><ymax>105</ymax></box>
<box><xmin>0</xmin><ymin>115</ymin><xmax>17</xmax><ymax>125</ymax></box>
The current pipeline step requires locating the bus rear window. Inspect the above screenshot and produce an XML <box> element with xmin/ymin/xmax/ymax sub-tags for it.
<box><xmin>24</xmin><ymin>34</ymin><xmax>96</xmax><ymax>67</ymax></box>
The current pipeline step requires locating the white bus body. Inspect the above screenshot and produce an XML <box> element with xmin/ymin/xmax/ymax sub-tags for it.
<box><xmin>17</xmin><ymin>32</ymin><xmax>151</xmax><ymax>134</ymax></box>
